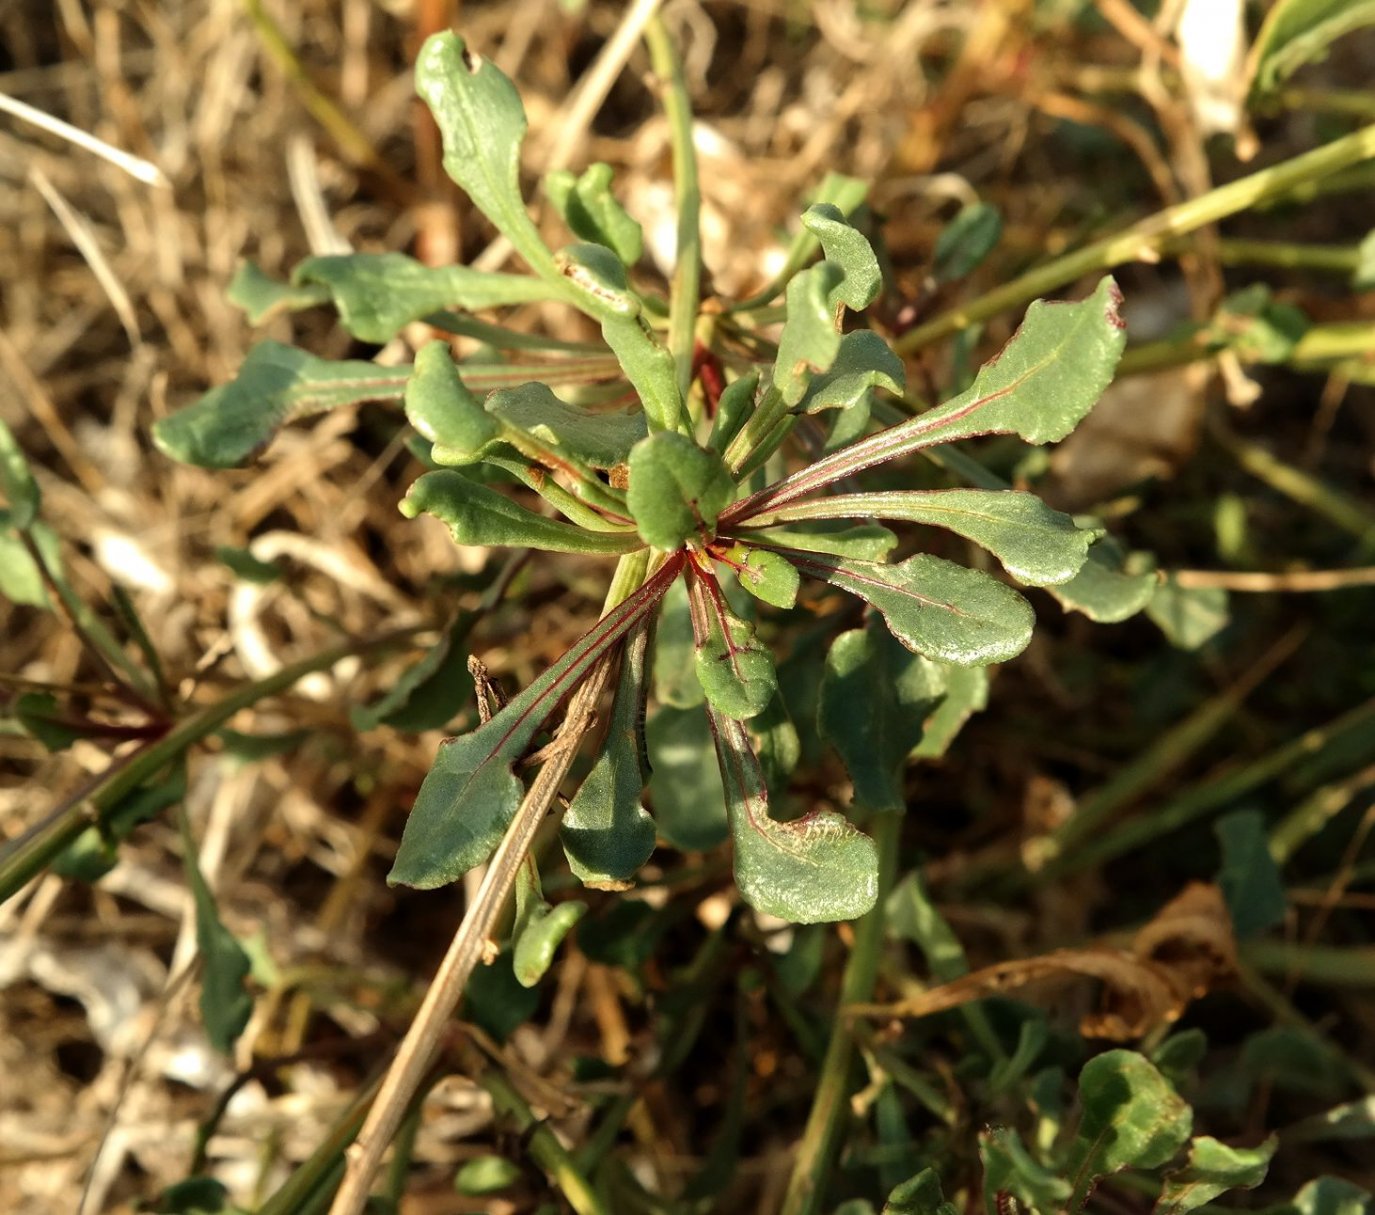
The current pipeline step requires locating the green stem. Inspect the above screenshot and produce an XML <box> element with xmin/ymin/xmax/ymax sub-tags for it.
<box><xmin>644</xmin><ymin>16</ymin><xmax>701</xmax><ymax>428</ymax></box>
<box><xmin>1117</xmin><ymin>319</ymin><xmax>1375</xmax><ymax>377</ymax></box>
<box><xmin>895</xmin><ymin>120</ymin><xmax>1375</xmax><ymax>352</ymax></box>
<box><xmin>1270</xmin><ymin>763</ymin><xmax>1375</xmax><ymax>865</ymax></box>
<box><xmin>779</xmin><ymin>812</ymin><xmax>901</xmax><ymax>1215</ymax></box>
<box><xmin>1243</xmin><ymin>939</ymin><xmax>1375</xmax><ymax>989</ymax></box>
<box><xmin>0</xmin><ymin>627</ymin><xmax>422</xmax><ymax>905</ymax></box>
<box><xmin>257</xmin><ymin>1077</ymin><xmax>382</xmax><ymax>1215</ymax></box>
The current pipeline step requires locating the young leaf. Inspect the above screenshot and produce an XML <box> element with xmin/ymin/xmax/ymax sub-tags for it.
<box><xmin>350</xmin><ymin>615</ymin><xmax>476</xmax><ymax>733</ymax></box>
<box><xmin>511</xmin><ymin>858</ymin><xmax>586</xmax><ymax>987</ymax></box>
<box><xmin>707</xmin><ymin>370</ymin><xmax>760</xmax><ymax>455</ymax></box>
<box><xmin>932</xmin><ymin>202</ymin><xmax>1003</xmax><ymax>283</ymax></box>
<box><xmin>1066</xmin><ymin>1050</ymin><xmax>1194</xmax><ymax>1210</ymax></box>
<box><xmin>774</xmin><ymin>262</ymin><xmax>845</xmax><ymax>406</ymax></box>
<box><xmin>736</xmin><ymin>521</ymin><xmax>898</xmax><ymax>562</ymax></box>
<box><xmin>687</xmin><ymin>563</ymin><xmax>780</xmax><ymax>720</ymax></box>
<box><xmin>801</xmin><ymin>202</ymin><xmax>882</xmax><ymax>311</ymax></box>
<box><xmin>486</xmin><ymin>380</ymin><xmax>647</xmax><ymax>470</ymax></box>
<box><xmin>227</xmin><ymin>260</ymin><xmax>330</xmax><ymax>324</ymax></box>
<box><xmin>721</xmin><ymin>543</ymin><xmax>800</xmax><ymax>609</ymax></box>
<box><xmin>402</xmin><ymin>470</ymin><xmax>641</xmax><ymax>555</ymax></box>
<box><xmin>601</xmin><ymin>312</ymin><xmax>685</xmax><ymax>433</ymax></box>
<box><xmin>415</xmin><ymin>33</ymin><xmax>556</xmax><ymax>275</ymax></box>
<box><xmin>1215</xmin><ymin>809</ymin><xmax>1287</xmax><ymax>939</ymax></box>
<box><xmin>819</xmin><ymin>623</ymin><xmax>945</xmax><ymax>812</ymax></box>
<box><xmin>546</xmin><ymin>162</ymin><xmax>644</xmax><ymax>265</ymax></box>
<box><xmin>405</xmin><ymin>340</ymin><xmax>502</xmax><ymax>464</ymax></box>
<box><xmin>562</xmin><ymin>621</ymin><xmax>658</xmax><ymax>887</ymax></box>
<box><xmin>1247</xmin><ymin>0</ymin><xmax>1375</xmax><ymax>97</ymax></box>
<box><xmin>786</xmin><ymin>550</ymin><xmax>1035</xmax><ymax>666</ymax></box>
<box><xmin>1154</xmin><ymin>1135</ymin><xmax>1277</xmax><ymax>1215</ymax></box>
<box><xmin>627</xmin><ymin>432</ymin><xmax>736</xmax><ymax>550</ymax></box>
<box><xmin>979</xmin><ymin>1126</ymin><xmax>1073</xmax><ymax>1215</ymax></box>
<box><xmin>389</xmin><ymin>555</ymin><xmax>681</xmax><ymax>888</ymax></box>
<box><xmin>707</xmin><ymin>700</ymin><xmax>878</xmax><ymax>923</ymax></box>
<box><xmin>795</xmin><ymin>330</ymin><xmax>905</xmax><ymax>415</ymax></box>
<box><xmin>883</xmin><ymin>1167</ymin><xmax>959</xmax><ymax>1215</ymax></box>
<box><xmin>0</xmin><ymin>415</ymin><xmax>40</xmax><ymax>529</ymax></box>
<box><xmin>756</xmin><ymin>489</ymin><xmax>1097</xmax><ymax>586</ymax></box>
<box><xmin>1048</xmin><ymin>537</ymin><xmax>1159</xmax><ymax>623</ymax></box>
<box><xmin>726</xmin><ymin>277</ymin><xmax>1125</xmax><ymax>522</ymax></box>
<box><xmin>179</xmin><ymin>810</ymin><xmax>253</xmax><ymax>1054</ymax></box>
<box><xmin>646</xmin><ymin>704</ymin><xmax>728</xmax><ymax>850</ymax></box>
<box><xmin>154</xmin><ymin>341</ymin><xmax>407</xmax><ymax>468</ymax></box>
<box><xmin>293</xmin><ymin>252</ymin><xmax>559</xmax><ymax>342</ymax></box>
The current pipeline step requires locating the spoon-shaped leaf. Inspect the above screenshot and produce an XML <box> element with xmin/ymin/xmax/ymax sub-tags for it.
<box><xmin>801</xmin><ymin>203</ymin><xmax>882</xmax><ymax>311</ymax></box>
<box><xmin>562</xmin><ymin>621</ymin><xmax>658</xmax><ymax>887</ymax></box>
<box><xmin>754</xmin><ymin>489</ymin><xmax>1098</xmax><ymax>586</ymax></box>
<box><xmin>402</xmin><ymin>470</ymin><xmax>641</xmax><ymax>555</ymax></box>
<box><xmin>720</xmin><ymin>543</ymin><xmax>800</xmax><ymax>609</ymax></box>
<box><xmin>512</xmin><ymin>858</ymin><xmax>586</xmax><ymax>987</ymax></box>
<box><xmin>785</xmin><ymin>550</ymin><xmax>1035</xmax><ymax>666</ymax></box>
<box><xmin>687</xmin><ymin>563</ymin><xmax>780</xmax><ymax>720</ymax></box>
<box><xmin>546</xmin><ymin>162</ymin><xmax>644</xmax><ymax>266</ymax></box>
<box><xmin>389</xmin><ymin>555</ymin><xmax>682</xmax><ymax>888</ymax></box>
<box><xmin>627</xmin><ymin>432</ymin><xmax>736</xmax><ymax>550</ymax></box>
<box><xmin>707</xmin><ymin>701</ymin><xmax>878</xmax><ymax>923</ymax></box>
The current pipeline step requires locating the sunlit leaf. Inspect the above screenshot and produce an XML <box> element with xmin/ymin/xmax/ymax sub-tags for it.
<box><xmin>511</xmin><ymin>857</ymin><xmax>586</xmax><ymax>987</ymax></box>
<box><xmin>405</xmin><ymin>340</ymin><xmax>501</xmax><ymax>463</ymax></box>
<box><xmin>787</xmin><ymin>550</ymin><xmax>1034</xmax><ymax>666</ymax></box>
<box><xmin>911</xmin><ymin>663</ymin><xmax>987</xmax><ymax>759</ymax></box>
<box><xmin>708</xmin><ymin>370</ymin><xmax>760</xmax><ymax>455</ymax></box>
<box><xmin>154</xmin><ymin>341</ymin><xmax>407</xmax><ymax>468</ymax></box>
<box><xmin>627</xmin><ymin>432</ymin><xmax>735</xmax><ymax>550</ymax></box>
<box><xmin>723</xmin><ymin>543</ymin><xmax>800</xmax><ymax>609</ymax></box>
<box><xmin>0</xmin><ymin>415</ymin><xmax>40</xmax><ymax>529</ymax></box>
<box><xmin>1155</xmin><ymin>1135</ymin><xmax>1276</xmax><ymax>1215</ymax></box>
<box><xmin>1146</xmin><ymin>577</ymin><xmax>1230</xmax><ymax>650</ymax></box>
<box><xmin>688</xmin><ymin>564</ymin><xmax>779</xmax><ymax>719</ymax></box>
<box><xmin>0</xmin><ymin>515</ymin><xmax>59</xmax><ymax>607</ymax></box>
<box><xmin>455</xmin><ymin>1155</ymin><xmax>522</xmax><ymax>1196</ymax></box>
<box><xmin>1048</xmin><ymin>537</ymin><xmax>1158</xmax><ymax>623</ymax></box>
<box><xmin>795</xmin><ymin>331</ymin><xmax>905</xmax><ymax>416</ymax></box>
<box><xmin>801</xmin><ymin>202</ymin><xmax>882</xmax><ymax>311</ymax></box>
<box><xmin>736</xmin><ymin>521</ymin><xmax>898</xmax><ymax>562</ymax></box>
<box><xmin>546</xmin><ymin>161</ymin><xmax>644</xmax><ymax>265</ymax></box>
<box><xmin>774</xmin><ymin>262</ymin><xmax>845</xmax><ymax>406</ymax></box>
<box><xmin>226</xmin><ymin>260</ymin><xmax>329</xmax><ymax>324</ymax></box>
<box><xmin>487</xmin><ymin>379</ymin><xmax>647</xmax><ymax>470</ymax></box>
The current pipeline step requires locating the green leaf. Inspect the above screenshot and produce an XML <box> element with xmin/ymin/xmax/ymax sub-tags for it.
<box><xmin>1354</xmin><ymin>230</ymin><xmax>1375</xmax><ymax>291</ymax></box>
<box><xmin>1066</xmin><ymin>1050</ymin><xmax>1193</xmax><ymax>1210</ymax></box>
<box><xmin>728</xmin><ymin>277</ymin><xmax>1126</xmax><ymax>521</ymax></box>
<box><xmin>148</xmin><ymin>1176</ymin><xmax>238</xmax><ymax>1214</ymax></box>
<box><xmin>819</xmin><ymin>623</ymin><xmax>945</xmax><ymax>812</ymax></box>
<box><xmin>601</xmin><ymin>311</ymin><xmax>685</xmax><ymax>433</ymax></box>
<box><xmin>389</xmin><ymin>557</ymin><xmax>680</xmax><ymax>888</ymax></box>
<box><xmin>350</xmin><ymin>615</ymin><xmax>476</xmax><ymax>733</ymax></box>
<box><xmin>801</xmin><ymin>203</ymin><xmax>882</xmax><ymax>311</ymax></box>
<box><xmin>0</xmin><ymin>415</ymin><xmax>39</xmax><ymax>529</ymax></box>
<box><xmin>546</xmin><ymin>162</ymin><xmax>644</xmax><ymax>265</ymax></box>
<box><xmin>14</xmin><ymin>692</ymin><xmax>86</xmax><ymax>752</ymax></box>
<box><xmin>884</xmin><ymin>1167</ymin><xmax>960</xmax><ymax>1215</ymax></box>
<box><xmin>796</xmin><ymin>331</ymin><xmax>906</xmax><ymax>416</ymax></box>
<box><xmin>154</xmin><ymin>341</ymin><xmax>407</xmax><ymax>468</ymax></box>
<box><xmin>750</xmin><ymin>689</ymin><xmax>801</xmax><ymax>799</ymax></box>
<box><xmin>215</xmin><ymin>544</ymin><xmax>283</xmax><ymax>585</ymax></box>
<box><xmin>627</xmin><ymin>432</ymin><xmax>736</xmax><ymax>549</ymax></box>
<box><xmin>788</xmin><ymin>550</ymin><xmax>1034</xmax><ymax>666</ymax></box>
<box><xmin>1155</xmin><ymin>1135</ymin><xmax>1276</xmax><ymax>1215</ymax></box>
<box><xmin>415</xmin><ymin>32</ymin><xmax>555</xmax><ymax>274</ymax></box>
<box><xmin>462</xmin><ymin>948</ymin><xmax>540</xmax><ymax>1040</ymax></box>
<box><xmin>1206</xmin><ymin>285</ymin><xmax>1309</xmax><ymax>363</ymax></box>
<box><xmin>405</xmin><ymin>341</ymin><xmax>501</xmax><ymax>464</ymax></box>
<box><xmin>0</xmin><ymin>517</ymin><xmax>58</xmax><ymax>607</ymax></box>
<box><xmin>1248</xmin><ymin>0</ymin><xmax>1375</xmax><ymax>97</ymax></box>
<box><xmin>227</xmin><ymin>260</ymin><xmax>330</xmax><ymax>323</ymax></box>
<box><xmin>723</xmin><ymin>543</ymin><xmax>800</xmax><ymax>609</ymax></box>
<box><xmin>1291</xmin><ymin>1176</ymin><xmax>1375</xmax><ymax>1215</ymax></box>
<box><xmin>293</xmin><ymin>252</ymin><xmax>559</xmax><ymax>342</ymax></box>
<box><xmin>179</xmin><ymin>810</ymin><xmax>253</xmax><ymax>1054</ymax></box>
<box><xmin>1049</xmin><ymin>537</ymin><xmax>1158</xmax><ymax>623</ymax></box>
<box><xmin>774</xmin><ymin>262</ymin><xmax>845</xmax><ymax>406</ymax></box>
<box><xmin>454</xmin><ymin>1155</ymin><xmax>522</xmax><ymax>1196</ymax></box>
<box><xmin>889</xmin><ymin>870</ymin><xmax>969</xmax><ymax>982</ymax></box>
<box><xmin>486</xmin><ymin>379</ymin><xmax>647</xmax><ymax>470</ymax></box>
<box><xmin>979</xmin><ymin>1125</ymin><xmax>1072</xmax><ymax>1215</ymax></box>
<box><xmin>758</xmin><ymin>489</ymin><xmax>1097</xmax><ymax>586</ymax></box>
<box><xmin>1146</xmin><ymin>577</ymin><xmax>1230</xmax><ymax>650</ymax></box>
<box><xmin>707</xmin><ymin>701</ymin><xmax>878</xmax><ymax>922</ymax></box>
<box><xmin>687</xmin><ymin>565</ymin><xmax>779</xmax><ymax>720</ymax></box>
<box><xmin>55</xmin><ymin>767</ymin><xmax>187</xmax><ymax>883</ymax></box>
<box><xmin>933</xmin><ymin>203</ymin><xmax>1003</xmax><ymax>283</ymax></box>
<box><xmin>562</xmin><ymin>621</ymin><xmax>658</xmax><ymax>887</ymax></box>
<box><xmin>737</xmin><ymin>521</ymin><xmax>898</xmax><ymax>562</ymax></box>
<box><xmin>1215</xmin><ymin>809</ymin><xmax>1287</xmax><ymax>938</ymax></box>
<box><xmin>708</xmin><ymin>371</ymin><xmax>760</xmax><ymax>455</ymax></box>
<box><xmin>653</xmin><ymin>577</ymin><xmax>705</xmax><ymax>708</ymax></box>
<box><xmin>401</xmin><ymin>469</ymin><xmax>641</xmax><ymax>554</ymax></box>
<box><xmin>512</xmin><ymin>858</ymin><xmax>586</xmax><ymax>987</ymax></box>
<box><xmin>912</xmin><ymin>663</ymin><xmax>988</xmax><ymax>759</ymax></box>
<box><xmin>646</xmin><ymin>704</ymin><xmax>728</xmax><ymax>850</ymax></box>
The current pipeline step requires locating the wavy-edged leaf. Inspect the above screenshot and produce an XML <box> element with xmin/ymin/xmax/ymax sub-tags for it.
<box><xmin>351</xmin><ymin>614</ymin><xmax>476</xmax><ymax>733</ymax></box>
<box><xmin>819</xmin><ymin>623</ymin><xmax>945</xmax><ymax>812</ymax></box>
<box><xmin>402</xmin><ymin>469</ymin><xmax>640</xmax><ymax>555</ymax></box>
<box><xmin>980</xmin><ymin>1126</ymin><xmax>1072</xmax><ymax>1215</ymax></box>
<box><xmin>884</xmin><ymin>1167</ymin><xmax>960</xmax><ymax>1215</ymax></box>
<box><xmin>756</xmin><ymin>489</ymin><xmax>1096</xmax><ymax>586</ymax></box>
<box><xmin>687</xmin><ymin>563</ymin><xmax>779</xmax><ymax>720</ymax></box>
<box><xmin>486</xmin><ymin>380</ymin><xmax>646</xmax><ymax>470</ymax></box>
<box><xmin>154</xmin><ymin>342</ymin><xmax>407</xmax><ymax>468</ymax></box>
<box><xmin>512</xmin><ymin>858</ymin><xmax>586</xmax><ymax>987</ymax></box>
<box><xmin>1155</xmin><ymin>1135</ymin><xmax>1276</xmax><ymax>1215</ymax></box>
<box><xmin>1247</xmin><ymin>0</ymin><xmax>1375</xmax><ymax>97</ymax></box>
<box><xmin>722</xmin><ymin>543</ymin><xmax>800</xmax><ymax>609</ymax></box>
<box><xmin>389</xmin><ymin>556</ymin><xmax>681</xmax><ymax>888</ymax></box>
<box><xmin>546</xmin><ymin>162</ymin><xmax>644</xmax><ymax>265</ymax></box>
<box><xmin>1067</xmin><ymin>1051</ymin><xmax>1193</xmax><ymax>1210</ymax></box>
<box><xmin>227</xmin><ymin>260</ymin><xmax>329</xmax><ymax>324</ymax></box>
<box><xmin>788</xmin><ymin>550</ymin><xmax>1034</xmax><ymax>666</ymax></box>
<box><xmin>562</xmin><ymin>621</ymin><xmax>657</xmax><ymax>887</ymax></box>
<box><xmin>801</xmin><ymin>202</ymin><xmax>882</xmax><ymax>311</ymax></box>
<box><xmin>707</xmin><ymin>700</ymin><xmax>878</xmax><ymax>923</ymax></box>
<box><xmin>774</xmin><ymin>262</ymin><xmax>845</xmax><ymax>406</ymax></box>
<box><xmin>405</xmin><ymin>340</ymin><xmax>502</xmax><ymax>464</ymax></box>
<box><xmin>293</xmin><ymin>252</ymin><xmax>559</xmax><ymax>342</ymax></box>
<box><xmin>627</xmin><ymin>431</ymin><xmax>736</xmax><ymax>550</ymax></box>
<box><xmin>415</xmin><ymin>32</ymin><xmax>555</xmax><ymax>274</ymax></box>
<box><xmin>1049</xmin><ymin>537</ymin><xmax>1158</xmax><ymax>623</ymax></box>
<box><xmin>795</xmin><ymin>330</ymin><xmax>905</xmax><ymax>416</ymax></box>
<box><xmin>727</xmin><ymin>277</ymin><xmax>1125</xmax><ymax>522</ymax></box>
<box><xmin>180</xmin><ymin>810</ymin><xmax>253</xmax><ymax>1054</ymax></box>
<box><xmin>736</xmin><ymin>521</ymin><xmax>898</xmax><ymax>562</ymax></box>
<box><xmin>0</xmin><ymin>415</ymin><xmax>39</xmax><ymax>529</ymax></box>
<box><xmin>646</xmin><ymin>704</ymin><xmax>727</xmax><ymax>849</ymax></box>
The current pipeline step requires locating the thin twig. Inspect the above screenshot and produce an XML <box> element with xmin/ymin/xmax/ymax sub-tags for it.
<box><xmin>0</xmin><ymin>88</ymin><xmax>166</xmax><ymax>184</ymax></box>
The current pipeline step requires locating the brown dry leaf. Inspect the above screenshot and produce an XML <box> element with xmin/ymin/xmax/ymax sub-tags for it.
<box><xmin>851</xmin><ymin>882</ymin><xmax>1235</xmax><ymax>1041</ymax></box>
